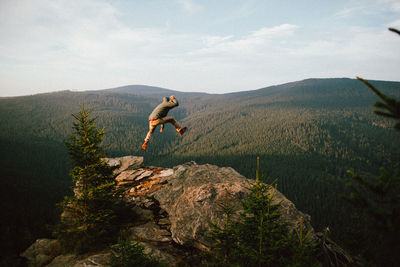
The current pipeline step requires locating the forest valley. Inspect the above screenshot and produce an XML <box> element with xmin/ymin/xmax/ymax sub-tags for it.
<box><xmin>0</xmin><ymin>77</ymin><xmax>399</xmax><ymax>266</ymax></box>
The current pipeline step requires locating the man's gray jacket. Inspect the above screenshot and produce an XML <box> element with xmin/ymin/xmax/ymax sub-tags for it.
<box><xmin>149</xmin><ymin>97</ymin><xmax>179</xmax><ymax>119</ymax></box>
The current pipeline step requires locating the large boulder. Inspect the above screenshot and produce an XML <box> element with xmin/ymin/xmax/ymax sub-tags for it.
<box><xmin>22</xmin><ymin>156</ymin><xmax>317</xmax><ymax>266</ymax></box>
<box><xmin>112</xmin><ymin>159</ymin><xmax>315</xmax><ymax>251</ymax></box>
<box><xmin>115</xmin><ymin>158</ymin><xmax>315</xmax><ymax>254</ymax></box>
<box><xmin>151</xmin><ymin>161</ymin><xmax>314</xmax><ymax>250</ymax></box>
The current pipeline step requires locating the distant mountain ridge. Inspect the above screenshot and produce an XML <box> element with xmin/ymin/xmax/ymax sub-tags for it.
<box><xmin>228</xmin><ymin>78</ymin><xmax>400</xmax><ymax>101</ymax></box>
<box><xmin>104</xmin><ymin>85</ymin><xmax>178</xmax><ymax>95</ymax></box>
<box><xmin>2</xmin><ymin>77</ymin><xmax>398</xmax><ymax>99</ymax></box>
<box><xmin>94</xmin><ymin>84</ymin><xmax>210</xmax><ymax>98</ymax></box>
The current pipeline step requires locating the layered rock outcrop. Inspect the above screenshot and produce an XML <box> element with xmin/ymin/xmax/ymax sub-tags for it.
<box><xmin>22</xmin><ymin>156</ymin><xmax>316</xmax><ymax>266</ymax></box>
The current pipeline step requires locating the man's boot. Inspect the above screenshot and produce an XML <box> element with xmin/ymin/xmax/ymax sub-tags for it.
<box><xmin>178</xmin><ymin>127</ymin><xmax>187</xmax><ymax>136</ymax></box>
<box><xmin>142</xmin><ymin>141</ymin><xmax>149</xmax><ymax>150</ymax></box>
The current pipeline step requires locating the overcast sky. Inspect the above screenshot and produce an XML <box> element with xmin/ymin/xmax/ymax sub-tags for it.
<box><xmin>0</xmin><ymin>0</ymin><xmax>399</xmax><ymax>96</ymax></box>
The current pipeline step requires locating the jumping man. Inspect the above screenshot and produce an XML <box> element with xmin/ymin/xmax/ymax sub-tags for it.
<box><xmin>142</xmin><ymin>95</ymin><xmax>187</xmax><ymax>150</ymax></box>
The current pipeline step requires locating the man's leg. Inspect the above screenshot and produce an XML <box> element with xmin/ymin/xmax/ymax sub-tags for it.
<box><xmin>143</xmin><ymin>120</ymin><xmax>160</xmax><ymax>149</ymax></box>
<box><xmin>160</xmin><ymin>117</ymin><xmax>181</xmax><ymax>130</ymax></box>
<box><xmin>160</xmin><ymin>117</ymin><xmax>186</xmax><ymax>136</ymax></box>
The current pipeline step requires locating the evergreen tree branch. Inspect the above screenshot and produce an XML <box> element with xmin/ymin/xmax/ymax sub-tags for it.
<box><xmin>389</xmin><ymin>28</ymin><xmax>400</xmax><ymax>36</ymax></box>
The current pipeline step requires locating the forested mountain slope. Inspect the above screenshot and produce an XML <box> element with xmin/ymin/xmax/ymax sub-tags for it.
<box><xmin>148</xmin><ymin>78</ymin><xmax>400</xmax><ymax>244</ymax></box>
<box><xmin>0</xmin><ymin>78</ymin><xmax>399</xmax><ymax>263</ymax></box>
<box><xmin>173</xmin><ymin>78</ymin><xmax>399</xmax><ymax>164</ymax></box>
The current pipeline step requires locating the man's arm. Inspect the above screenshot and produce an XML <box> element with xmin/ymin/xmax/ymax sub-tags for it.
<box><xmin>164</xmin><ymin>95</ymin><xmax>179</xmax><ymax>108</ymax></box>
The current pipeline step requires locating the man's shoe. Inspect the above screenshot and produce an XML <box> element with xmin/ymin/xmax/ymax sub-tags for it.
<box><xmin>142</xmin><ymin>141</ymin><xmax>148</xmax><ymax>150</ymax></box>
<box><xmin>178</xmin><ymin>127</ymin><xmax>187</xmax><ymax>136</ymax></box>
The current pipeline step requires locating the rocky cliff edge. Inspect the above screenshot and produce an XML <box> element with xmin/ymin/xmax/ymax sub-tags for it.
<box><xmin>22</xmin><ymin>156</ymin><xmax>316</xmax><ymax>266</ymax></box>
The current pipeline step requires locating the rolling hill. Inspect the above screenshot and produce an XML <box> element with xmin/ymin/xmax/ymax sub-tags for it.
<box><xmin>0</xmin><ymin>78</ymin><xmax>399</xmax><ymax>262</ymax></box>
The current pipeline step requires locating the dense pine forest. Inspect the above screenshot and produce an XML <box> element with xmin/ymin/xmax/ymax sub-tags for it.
<box><xmin>0</xmin><ymin>78</ymin><xmax>399</xmax><ymax>263</ymax></box>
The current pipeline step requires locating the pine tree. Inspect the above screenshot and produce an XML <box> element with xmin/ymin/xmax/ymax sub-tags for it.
<box><xmin>345</xmin><ymin>27</ymin><xmax>400</xmax><ymax>267</ymax></box>
<box><xmin>54</xmin><ymin>105</ymin><xmax>130</xmax><ymax>253</ymax></box>
<box><xmin>205</xmin><ymin>190</ymin><xmax>240</xmax><ymax>266</ymax></box>
<box><xmin>235</xmin><ymin>180</ymin><xmax>291</xmax><ymax>267</ymax></box>
<box><xmin>356</xmin><ymin>75</ymin><xmax>400</xmax><ymax>131</ymax></box>
<box><xmin>206</xmin><ymin>157</ymin><xmax>318</xmax><ymax>266</ymax></box>
<box><xmin>346</xmin><ymin>169</ymin><xmax>400</xmax><ymax>266</ymax></box>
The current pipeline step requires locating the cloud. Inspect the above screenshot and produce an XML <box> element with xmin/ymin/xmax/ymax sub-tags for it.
<box><xmin>251</xmin><ymin>24</ymin><xmax>299</xmax><ymax>37</ymax></box>
<box><xmin>213</xmin><ymin>1</ymin><xmax>256</xmax><ymax>24</ymax></box>
<box><xmin>0</xmin><ymin>0</ymin><xmax>183</xmax><ymax>94</ymax></box>
<box><xmin>190</xmin><ymin>24</ymin><xmax>299</xmax><ymax>56</ymax></box>
<box><xmin>176</xmin><ymin>0</ymin><xmax>202</xmax><ymax>13</ymax></box>
<box><xmin>202</xmin><ymin>35</ymin><xmax>234</xmax><ymax>47</ymax></box>
<box><xmin>0</xmin><ymin>0</ymin><xmax>188</xmax><ymax>73</ymax></box>
<box><xmin>0</xmin><ymin>0</ymin><xmax>120</xmax><ymax>60</ymax></box>
<box><xmin>378</xmin><ymin>0</ymin><xmax>400</xmax><ymax>13</ymax></box>
<box><xmin>185</xmin><ymin>23</ymin><xmax>400</xmax><ymax>91</ymax></box>
<box><xmin>0</xmin><ymin>0</ymin><xmax>399</xmax><ymax>96</ymax></box>
<box><xmin>334</xmin><ymin>0</ymin><xmax>400</xmax><ymax>20</ymax></box>
<box><xmin>388</xmin><ymin>19</ymin><xmax>400</xmax><ymax>28</ymax></box>
<box><xmin>334</xmin><ymin>6</ymin><xmax>364</xmax><ymax>18</ymax></box>
<box><xmin>282</xmin><ymin>26</ymin><xmax>400</xmax><ymax>82</ymax></box>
